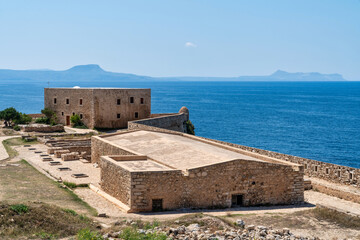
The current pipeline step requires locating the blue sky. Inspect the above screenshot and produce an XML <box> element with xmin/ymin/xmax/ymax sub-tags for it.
<box><xmin>0</xmin><ymin>0</ymin><xmax>359</xmax><ymax>79</ymax></box>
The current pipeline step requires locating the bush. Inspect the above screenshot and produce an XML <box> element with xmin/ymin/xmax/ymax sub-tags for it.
<box><xmin>76</xmin><ymin>229</ymin><xmax>104</xmax><ymax>240</ymax></box>
<box><xmin>119</xmin><ymin>227</ymin><xmax>167</xmax><ymax>240</ymax></box>
<box><xmin>35</xmin><ymin>117</ymin><xmax>49</xmax><ymax>124</ymax></box>
<box><xmin>10</xmin><ymin>204</ymin><xmax>29</xmax><ymax>214</ymax></box>
<box><xmin>185</xmin><ymin>120</ymin><xmax>195</xmax><ymax>135</ymax></box>
<box><xmin>71</xmin><ymin>114</ymin><xmax>86</xmax><ymax>128</ymax></box>
<box><xmin>63</xmin><ymin>181</ymin><xmax>77</xmax><ymax>189</ymax></box>
<box><xmin>13</xmin><ymin>113</ymin><xmax>32</xmax><ymax>124</ymax></box>
<box><xmin>13</xmin><ymin>125</ymin><xmax>20</xmax><ymax>131</ymax></box>
<box><xmin>40</xmin><ymin>108</ymin><xmax>57</xmax><ymax>125</ymax></box>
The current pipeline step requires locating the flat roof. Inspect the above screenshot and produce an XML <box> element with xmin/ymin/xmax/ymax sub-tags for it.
<box><xmin>114</xmin><ymin>160</ymin><xmax>172</xmax><ymax>172</ymax></box>
<box><xmin>103</xmin><ymin>130</ymin><xmax>264</xmax><ymax>170</ymax></box>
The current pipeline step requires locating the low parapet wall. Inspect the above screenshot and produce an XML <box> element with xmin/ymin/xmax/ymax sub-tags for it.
<box><xmin>128</xmin><ymin>112</ymin><xmax>189</xmax><ymax>133</ymax></box>
<box><xmin>123</xmin><ymin>123</ymin><xmax>359</xmax><ymax>188</ymax></box>
<box><xmin>20</xmin><ymin>124</ymin><xmax>64</xmax><ymax>133</ymax></box>
<box><xmin>196</xmin><ymin>137</ymin><xmax>360</xmax><ymax>187</ymax></box>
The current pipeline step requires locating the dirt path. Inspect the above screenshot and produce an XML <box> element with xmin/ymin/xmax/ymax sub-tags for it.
<box><xmin>0</xmin><ymin>136</ymin><xmax>16</xmax><ymax>161</ymax></box>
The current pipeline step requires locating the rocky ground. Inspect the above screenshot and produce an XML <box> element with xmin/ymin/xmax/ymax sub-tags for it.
<box><xmin>102</xmin><ymin>217</ymin><xmax>321</xmax><ymax>240</ymax></box>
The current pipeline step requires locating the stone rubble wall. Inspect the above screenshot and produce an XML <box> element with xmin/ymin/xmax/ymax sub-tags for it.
<box><xmin>100</xmin><ymin>156</ymin><xmax>132</xmax><ymax>206</ymax></box>
<box><xmin>20</xmin><ymin>124</ymin><xmax>64</xmax><ymax>133</ymax></box>
<box><xmin>54</xmin><ymin>149</ymin><xmax>70</xmax><ymax>158</ymax></box>
<box><xmin>128</xmin><ymin>113</ymin><xmax>189</xmax><ymax>133</ymax></box>
<box><xmin>91</xmin><ymin>136</ymin><xmax>135</xmax><ymax>164</ymax></box>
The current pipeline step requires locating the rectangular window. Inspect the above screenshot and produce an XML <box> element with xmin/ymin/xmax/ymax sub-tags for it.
<box><xmin>304</xmin><ymin>164</ymin><xmax>307</xmax><ymax>169</ymax></box>
<box><xmin>61</xmin><ymin>112</ymin><xmax>64</xmax><ymax>116</ymax></box>
<box><xmin>130</xmin><ymin>97</ymin><xmax>134</xmax><ymax>103</ymax></box>
<box><xmin>135</xmin><ymin>112</ymin><xmax>139</xmax><ymax>118</ymax></box>
<box><xmin>326</xmin><ymin>168</ymin><xmax>330</xmax><ymax>174</ymax></box>
<box><xmin>80</xmin><ymin>114</ymin><xmax>83</xmax><ymax>119</ymax></box>
<box><xmin>54</xmin><ymin>98</ymin><xmax>57</xmax><ymax>104</ymax></box>
<box><xmin>79</xmin><ymin>99</ymin><xmax>83</xmax><ymax>105</ymax></box>
<box><xmin>66</xmin><ymin>98</ymin><xmax>69</xmax><ymax>104</ymax></box>
<box><xmin>314</xmin><ymin>166</ymin><xmax>318</xmax><ymax>172</ymax></box>
<box><xmin>117</xmin><ymin>113</ymin><xmax>121</xmax><ymax>119</ymax></box>
<box><xmin>338</xmin><ymin>171</ymin><xmax>341</xmax><ymax>178</ymax></box>
<box><xmin>152</xmin><ymin>199</ymin><xmax>163</xmax><ymax>212</ymax></box>
<box><xmin>349</xmin><ymin>172</ymin><xmax>353</xmax><ymax>180</ymax></box>
<box><xmin>117</xmin><ymin>99</ymin><xmax>121</xmax><ymax>105</ymax></box>
<box><xmin>140</xmin><ymin>98</ymin><xmax>144</xmax><ymax>104</ymax></box>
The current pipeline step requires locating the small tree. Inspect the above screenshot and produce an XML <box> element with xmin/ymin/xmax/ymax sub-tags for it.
<box><xmin>0</xmin><ymin>107</ymin><xmax>20</xmax><ymax>127</ymax></box>
<box><xmin>40</xmin><ymin>108</ymin><xmax>57</xmax><ymax>125</ymax></box>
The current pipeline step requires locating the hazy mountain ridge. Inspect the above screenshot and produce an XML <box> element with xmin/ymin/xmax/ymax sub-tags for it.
<box><xmin>0</xmin><ymin>64</ymin><xmax>347</xmax><ymax>82</ymax></box>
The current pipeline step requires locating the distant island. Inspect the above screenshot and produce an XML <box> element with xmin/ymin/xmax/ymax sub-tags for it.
<box><xmin>0</xmin><ymin>64</ymin><xmax>347</xmax><ymax>82</ymax></box>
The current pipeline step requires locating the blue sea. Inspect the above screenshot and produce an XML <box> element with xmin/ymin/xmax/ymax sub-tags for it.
<box><xmin>0</xmin><ymin>80</ymin><xmax>359</xmax><ymax>169</ymax></box>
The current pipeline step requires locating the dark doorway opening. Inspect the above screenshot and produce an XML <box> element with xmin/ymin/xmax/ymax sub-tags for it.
<box><xmin>66</xmin><ymin>116</ymin><xmax>70</xmax><ymax>125</ymax></box>
<box><xmin>231</xmin><ymin>194</ymin><xmax>243</xmax><ymax>207</ymax></box>
<box><xmin>152</xmin><ymin>199</ymin><xmax>163</xmax><ymax>212</ymax></box>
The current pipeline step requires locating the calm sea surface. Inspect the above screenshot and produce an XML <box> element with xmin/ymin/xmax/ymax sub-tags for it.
<box><xmin>0</xmin><ymin>80</ymin><xmax>359</xmax><ymax>168</ymax></box>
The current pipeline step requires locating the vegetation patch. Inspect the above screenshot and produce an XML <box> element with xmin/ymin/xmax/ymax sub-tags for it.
<box><xmin>119</xmin><ymin>227</ymin><xmax>167</xmax><ymax>240</ymax></box>
<box><xmin>64</xmin><ymin>181</ymin><xmax>89</xmax><ymax>189</ymax></box>
<box><xmin>310</xmin><ymin>207</ymin><xmax>360</xmax><ymax>229</ymax></box>
<box><xmin>0</xmin><ymin>202</ymin><xmax>96</xmax><ymax>239</ymax></box>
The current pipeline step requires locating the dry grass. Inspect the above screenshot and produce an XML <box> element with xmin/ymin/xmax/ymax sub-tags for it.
<box><xmin>0</xmin><ymin>159</ymin><xmax>97</xmax><ymax>216</ymax></box>
<box><xmin>310</xmin><ymin>207</ymin><xmax>360</xmax><ymax>229</ymax></box>
<box><xmin>0</xmin><ymin>202</ymin><xmax>96</xmax><ymax>239</ymax></box>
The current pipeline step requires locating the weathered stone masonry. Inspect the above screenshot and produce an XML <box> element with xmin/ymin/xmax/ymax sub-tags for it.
<box><xmin>93</xmin><ymin>130</ymin><xmax>304</xmax><ymax>212</ymax></box>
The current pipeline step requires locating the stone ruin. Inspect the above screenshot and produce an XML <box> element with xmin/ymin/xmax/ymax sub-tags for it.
<box><xmin>41</xmin><ymin>138</ymin><xmax>91</xmax><ymax>162</ymax></box>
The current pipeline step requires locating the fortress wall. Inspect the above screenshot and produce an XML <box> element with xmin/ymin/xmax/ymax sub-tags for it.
<box><xmin>100</xmin><ymin>156</ymin><xmax>132</xmax><ymax>206</ymax></box>
<box><xmin>127</xmin><ymin>159</ymin><xmax>303</xmax><ymax>212</ymax></box>
<box><xmin>91</xmin><ymin>136</ymin><xmax>135</xmax><ymax>164</ymax></box>
<box><xmin>128</xmin><ymin>113</ymin><xmax>189</xmax><ymax>133</ymax></box>
<box><xmin>195</xmin><ymin>137</ymin><xmax>360</xmax><ymax>187</ymax></box>
<box><xmin>20</xmin><ymin>124</ymin><xmax>64</xmax><ymax>133</ymax></box>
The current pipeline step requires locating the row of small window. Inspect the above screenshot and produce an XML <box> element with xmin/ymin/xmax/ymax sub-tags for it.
<box><xmin>61</xmin><ymin>112</ymin><xmax>83</xmax><ymax>119</ymax></box>
<box><xmin>53</xmin><ymin>97</ymin><xmax>145</xmax><ymax>105</ymax></box>
<box><xmin>305</xmin><ymin>164</ymin><xmax>354</xmax><ymax>179</ymax></box>
<box><xmin>117</xmin><ymin>112</ymin><xmax>139</xmax><ymax>119</ymax></box>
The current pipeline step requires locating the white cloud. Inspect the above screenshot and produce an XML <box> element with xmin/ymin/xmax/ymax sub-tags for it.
<box><xmin>185</xmin><ymin>42</ymin><xmax>197</xmax><ymax>48</ymax></box>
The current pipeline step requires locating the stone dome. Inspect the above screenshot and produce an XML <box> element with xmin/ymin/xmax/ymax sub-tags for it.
<box><xmin>179</xmin><ymin>106</ymin><xmax>189</xmax><ymax>114</ymax></box>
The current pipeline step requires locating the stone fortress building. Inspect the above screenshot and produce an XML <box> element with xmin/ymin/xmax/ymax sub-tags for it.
<box><xmin>44</xmin><ymin>87</ymin><xmax>305</xmax><ymax>212</ymax></box>
<box><xmin>44</xmin><ymin>88</ymin><xmax>151</xmax><ymax>129</ymax></box>
<box><xmin>91</xmin><ymin>128</ymin><xmax>304</xmax><ymax>213</ymax></box>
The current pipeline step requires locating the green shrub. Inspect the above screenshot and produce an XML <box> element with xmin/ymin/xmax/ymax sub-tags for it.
<box><xmin>63</xmin><ymin>181</ymin><xmax>77</xmax><ymax>189</ymax></box>
<box><xmin>185</xmin><ymin>120</ymin><xmax>195</xmax><ymax>135</ymax></box>
<box><xmin>35</xmin><ymin>117</ymin><xmax>49</xmax><ymax>124</ymax></box>
<box><xmin>119</xmin><ymin>227</ymin><xmax>167</xmax><ymax>240</ymax></box>
<box><xmin>71</xmin><ymin>114</ymin><xmax>86</xmax><ymax>128</ymax></box>
<box><xmin>13</xmin><ymin>125</ymin><xmax>20</xmax><ymax>131</ymax></box>
<box><xmin>10</xmin><ymin>204</ymin><xmax>29</xmax><ymax>214</ymax></box>
<box><xmin>76</xmin><ymin>228</ymin><xmax>103</xmax><ymax>240</ymax></box>
<box><xmin>13</xmin><ymin>113</ymin><xmax>32</xmax><ymax>124</ymax></box>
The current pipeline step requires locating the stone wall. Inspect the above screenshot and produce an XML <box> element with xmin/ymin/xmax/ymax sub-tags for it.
<box><xmin>193</xmin><ymin>137</ymin><xmax>360</xmax><ymax>188</ymax></box>
<box><xmin>91</xmin><ymin>136</ymin><xmax>135</xmax><ymax>164</ymax></box>
<box><xmin>20</xmin><ymin>124</ymin><xmax>64</xmax><ymax>133</ymax></box>
<box><xmin>99</xmin><ymin>156</ymin><xmax>303</xmax><ymax>212</ymax></box>
<box><xmin>128</xmin><ymin>113</ymin><xmax>189</xmax><ymax>133</ymax></box>
<box><xmin>100</xmin><ymin>156</ymin><xmax>132</xmax><ymax>205</ymax></box>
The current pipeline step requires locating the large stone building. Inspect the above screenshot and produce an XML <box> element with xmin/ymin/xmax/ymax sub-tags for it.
<box><xmin>44</xmin><ymin>88</ymin><xmax>151</xmax><ymax>129</ymax></box>
<box><xmin>92</xmin><ymin>128</ymin><xmax>304</xmax><ymax>213</ymax></box>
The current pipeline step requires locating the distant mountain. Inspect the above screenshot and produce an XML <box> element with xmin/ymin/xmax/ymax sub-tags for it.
<box><xmin>0</xmin><ymin>64</ymin><xmax>153</xmax><ymax>82</ymax></box>
<box><xmin>0</xmin><ymin>65</ymin><xmax>347</xmax><ymax>82</ymax></box>
<box><xmin>165</xmin><ymin>70</ymin><xmax>347</xmax><ymax>81</ymax></box>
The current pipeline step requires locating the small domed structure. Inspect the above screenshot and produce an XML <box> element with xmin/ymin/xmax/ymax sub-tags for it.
<box><xmin>179</xmin><ymin>106</ymin><xmax>189</xmax><ymax>115</ymax></box>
